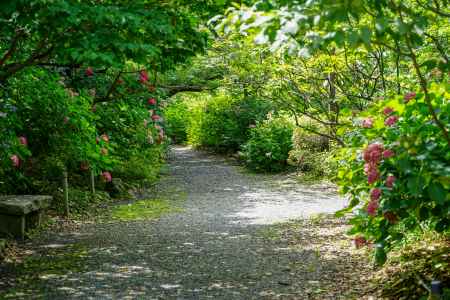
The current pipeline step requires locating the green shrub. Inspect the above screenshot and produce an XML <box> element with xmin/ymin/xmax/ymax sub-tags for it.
<box><xmin>0</xmin><ymin>67</ymin><xmax>167</xmax><ymax>211</ymax></box>
<box><xmin>336</xmin><ymin>83</ymin><xmax>450</xmax><ymax>264</ymax></box>
<box><xmin>288</xmin><ymin>128</ymin><xmax>335</xmax><ymax>179</ymax></box>
<box><xmin>242</xmin><ymin>117</ymin><xmax>293</xmax><ymax>172</ymax></box>
<box><xmin>187</xmin><ymin>93</ymin><xmax>273</xmax><ymax>152</ymax></box>
<box><xmin>113</xmin><ymin>145</ymin><xmax>167</xmax><ymax>186</ymax></box>
<box><xmin>164</xmin><ymin>99</ymin><xmax>190</xmax><ymax>143</ymax></box>
<box><xmin>0</xmin><ymin>69</ymin><xmax>109</xmax><ymax>194</ymax></box>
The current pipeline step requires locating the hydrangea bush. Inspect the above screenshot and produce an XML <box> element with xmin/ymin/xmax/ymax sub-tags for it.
<box><xmin>336</xmin><ymin>82</ymin><xmax>450</xmax><ymax>264</ymax></box>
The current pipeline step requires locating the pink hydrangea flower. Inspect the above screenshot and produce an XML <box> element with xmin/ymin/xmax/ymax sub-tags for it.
<box><xmin>363</xmin><ymin>143</ymin><xmax>384</xmax><ymax>164</ymax></box>
<box><xmin>85</xmin><ymin>67</ymin><xmax>94</xmax><ymax>77</ymax></box>
<box><xmin>367</xmin><ymin>168</ymin><xmax>380</xmax><ymax>184</ymax></box>
<box><xmin>363</xmin><ymin>163</ymin><xmax>371</xmax><ymax>175</ymax></box>
<box><xmin>148</xmin><ymin>98</ymin><xmax>157</xmax><ymax>105</ymax></box>
<box><xmin>404</xmin><ymin>92</ymin><xmax>416</xmax><ymax>103</ymax></box>
<box><xmin>370</xmin><ymin>188</ymin><xmax>382</xmax><ymax>201</ymax></box>
<box><xmin>10</xmin><ymin>155</ymin><xmax>20</xmax><ymax>168</ymax></box>
<box><xmin>367</xmin><ymin>199</ymin><xmax>379</xmax><ymax>216</ymax></box>
<box><xmin>384</xmin><ymin>115</ymin><xmax>398</xmax><ymax>126</ymax></box>
<box><xmin>386</xmin><ymin>175</ymin><xmax>396</xmax><ymax>188</ymax></box>
<box><xmin>139</xmin><ymin>70</ymin><xmax>149</xmax><ymax>83</ymax></box>
<box><xmin>362</xmin><ymin>118</ymin><xmax>373</xmax><ymax>128</ymax></box>
<box><xmin>101</xmin><ymin>171</ymin><xmax>112</xmax><ymax>182</ymax></box>
<box><xmin>383</xmin><ymin>149</ymin><xmax>395</xmax><ymax>159</ymax></box>
<box><xmin>18</xmin><ymin>136</ymin><xmax>28</xmax><ymax>146</ymax></box>
<box><xmin>383</xmin><ymin>107</ymin><xmax>394</xmax><ymax>115</ymax></box>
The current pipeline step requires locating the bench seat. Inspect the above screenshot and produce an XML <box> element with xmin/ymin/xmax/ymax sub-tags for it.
<box><xmin>0</xmin><ymin>195</ymin><xmax>52</xmax><ymax>239</ymax></box>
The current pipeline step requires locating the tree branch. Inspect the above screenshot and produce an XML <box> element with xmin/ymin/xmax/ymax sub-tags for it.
<box><xmin>0</xmin><ymin>29</ymin><xmax>25</xmax><ymax>67</ymax></box>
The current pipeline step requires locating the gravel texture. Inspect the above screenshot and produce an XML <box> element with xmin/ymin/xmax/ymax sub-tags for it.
<box><xmin>0</xmin><ymin>146</ymin><xmax>350</xmax><ymax>299</ymax></box>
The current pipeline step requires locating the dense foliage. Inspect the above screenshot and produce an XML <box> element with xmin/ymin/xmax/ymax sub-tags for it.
<box><xmin>1</xmin><ymin>1</ymin><xmax>449</xmax><ymax>295</ymax></box>
<box><xmin>216</xmin><ymin>0</ymin><xmax>449</xmax><ymax>267</ymax></box>
<box><xmin>0</xmin><ymin>0</ymin><xmax>218</xmax><ymax>211</ymax></box>
<box><xmin>337</xmin><ymin>83</ymin><xmax>450</xmax><ymax>264</ymax></box>
<box><xmin>165</xmin><ymin>92</ymin><xmax>274</xmax><ymax>153</ymax></box>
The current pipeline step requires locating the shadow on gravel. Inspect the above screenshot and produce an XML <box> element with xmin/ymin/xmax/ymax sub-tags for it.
<box><xmin>0</xmin><ymin>146</ymin><xmax>358</xmax><ymax>299</ymax></box>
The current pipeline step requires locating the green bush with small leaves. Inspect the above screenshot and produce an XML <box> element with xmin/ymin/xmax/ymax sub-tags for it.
<box><xmin>186</xmin><ymin>93</ymin><xmax>273</xmax><ymax>152</ymax></box>
<box><xmin>243</xmin><ymin>117</ymin><xmax>293</xmax><ymax>172</ymax></box>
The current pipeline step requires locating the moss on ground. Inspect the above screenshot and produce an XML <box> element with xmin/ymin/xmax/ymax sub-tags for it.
<box><xmin>0</xmin><ymin>244</ymin><xmax>88</xmax><ymax>298</ymax></box>
<box><xmin>107</xmin><ymin>188</ymin><xmax>187</xmax><ymax>222</ymax></box>
<box><xmin>110</xmin><ymin>198</ymin><xmax>183</xmax><ymax>221</ymax></box>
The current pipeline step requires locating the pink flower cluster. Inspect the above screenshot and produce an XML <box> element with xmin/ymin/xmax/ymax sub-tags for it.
<box><xmin>363</xmin><ymin>143</ymin><xmax>383</xmax><ymax>164</ymax></box>
<box><xmin>139</xmin><ymin>70</ymin><xmax>149</xmax><ymax>83</ymax></box>
<box><xmin>386</xmin><ymin>175</ymin><xmax>396</xmax><ymax>188</ymax></box>
<box><xmin>383</xmin><ymin>107</ymin><xmax>394</xmax><ymax>115</ymax></box>
<box><xmin>101</xmin><ymin>171</ymin><xmax>112</xmax><ymax>182</ymax></box>
<box><xmin>363</xmin><ymin>143</ymin><xmax>383</xmax><ymax>184</ymax></box>
<box><xmin>19</xmin><ymin>136</ymin><xmax>28</xmax><ymax>146</ymax></box>
<box><xmin>10</xmin><ymin>136</ymin><xmax>29</xmax><ymax>168</ymax></box>
<box><xmin>10</xmin><ymin>155</ymin><xmax>20</xmax><ymax>168</ymax></box>
<box><xmin>363</xmin><ymin>143</ymin><xmax>395</xmax><ymax>184</ymax></box>
<box><xmin>384</xmin><ymin>115</ymin><xmax>398</xmax><ymax>126</ymax></box>
<box><xmin>404</xmin><ymin>92</ymin><xmax>416</xmax><ymax>103</ymax></box>
<box><xmin>362</xmin><ymin>118</ymin><xmax>373</xmax><ymax>128</ymax></box>
<box><xmin>85</xmin><ymin>67</ymin><xmax>94</xmax><ymax>77</ymax></box>
<box><xmin>367</xmin><ymin>188</ymin><xmax>381</xmax><ymax>216</ymax></box>
<box><xmin>382</xmin><ymin>106</ymin><xmax>398</xmax><ymax>126</ymax></box>
<box><xmin>362</xmin><ymin>143</ymin><xmax>397</xmax><ymax>215</ymax></box>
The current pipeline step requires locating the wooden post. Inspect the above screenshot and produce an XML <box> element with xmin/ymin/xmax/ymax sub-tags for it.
<box><xmin>63</xmin><ymin>169</ymin><xmax>69</xmax><ymax>218</ymax></box>
<box><xmin>90</xmin><ymin>169</ymin><xmax>96</xmax><ymax>195</ymax></box>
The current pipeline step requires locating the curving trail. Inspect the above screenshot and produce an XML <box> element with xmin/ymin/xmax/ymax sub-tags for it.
<box><xmin>0</xmin><ymin>146</ymin><xmax>349</xmax><ymax>299</ymax></box>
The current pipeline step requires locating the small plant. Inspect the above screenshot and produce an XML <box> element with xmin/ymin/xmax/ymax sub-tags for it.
<box><xmin>288</xmin><ymin>127</ymin><xmax>335</xmax><ymax>180</ymax></box>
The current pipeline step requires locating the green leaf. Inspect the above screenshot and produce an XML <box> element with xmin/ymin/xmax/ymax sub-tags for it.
<box><xmin>360</xmin><ymin>26</ymin><xmax>371</xmax><ymax>45</ymax></box>
<box><xmin>407</xmin><ymin>176</ymin><xmax>422</xmax><ymax>196</ymax></box>
<box><xmin>428</xmin><ymin>182</ymin><xmax>446</xmax><ymax>204</ymax></box>
<box><xmin>335</xmin><ymin>197</ymin><xmax>359</xmax><ymax>217</ymax></box>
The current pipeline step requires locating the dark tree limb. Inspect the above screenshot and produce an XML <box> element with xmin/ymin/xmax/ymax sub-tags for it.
<box><xmin>0</xmin><ymin>29</ymin><xmax>25</xmax><ymax>67</ymax></box>
<box><xmin>161</xmin><ymin>84</ymin><xmax>217</xmax><ymax>97</ymax></box>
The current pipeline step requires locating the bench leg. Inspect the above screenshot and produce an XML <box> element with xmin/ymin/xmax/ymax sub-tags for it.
<box><xmin>20</xmin><ymin>215</ymin><xmax>25</xmax><ymax>240</ymax></box>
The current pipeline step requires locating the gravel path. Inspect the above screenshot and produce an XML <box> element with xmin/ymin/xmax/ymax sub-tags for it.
<box><xmin>0</xmin><ymin>146</ymin><xmax>348</xmax><ymax>299</ymax></box>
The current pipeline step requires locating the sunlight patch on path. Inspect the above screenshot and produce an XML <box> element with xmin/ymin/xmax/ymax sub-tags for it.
<box><xmin>228</xmin><ymin>187</ymin><xmax>347</xmax><ymax>225</ymax></box>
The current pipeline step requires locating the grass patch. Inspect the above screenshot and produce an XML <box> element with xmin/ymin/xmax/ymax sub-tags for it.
<box><xmin>110</xmin><ymin>198</ymin><xmax>183</xmax><ymax>221</ymax></box>
<box><xmin>0</xmin><ymin>244</ymin><xmax>88</xmax><ymax>298</ymax></box>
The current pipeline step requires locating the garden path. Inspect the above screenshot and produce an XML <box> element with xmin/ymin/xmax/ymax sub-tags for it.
<box><xmin>0</xmin><ymin>146</ymin><xmax>348</xmax><ymax>299</ymax></box>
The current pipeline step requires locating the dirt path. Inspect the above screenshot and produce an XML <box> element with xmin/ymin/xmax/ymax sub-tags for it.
<box><xmin>0</xmin><ymin>146</ymin><xmax>360</xmax><ymax>299</ymax></box>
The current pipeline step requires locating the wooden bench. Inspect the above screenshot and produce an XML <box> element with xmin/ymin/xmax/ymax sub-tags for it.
<box><xmin>0</xmin><ymin>195</ymin><xmax>52</xmax><ymax>239</ymax></box>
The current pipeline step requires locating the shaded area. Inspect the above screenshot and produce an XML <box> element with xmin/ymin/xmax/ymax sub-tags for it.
<box><xmin>0</xmin><ymin>146</ymin><xmax>352</xmax><ymax>299</ymax></box>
